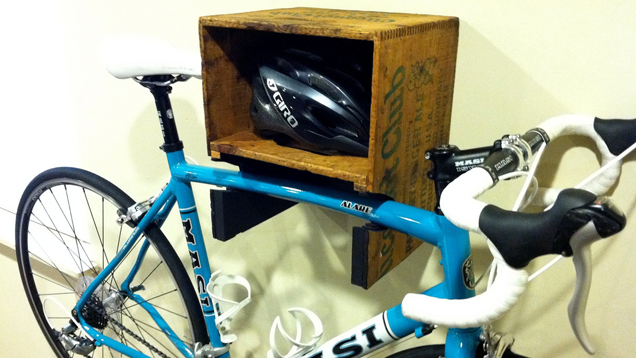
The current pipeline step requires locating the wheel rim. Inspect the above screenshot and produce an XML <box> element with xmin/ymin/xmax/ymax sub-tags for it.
<box><xmin>17</xmin><ymin>178</ymin><xmax>197</xmax><ymax>358</ymax></box>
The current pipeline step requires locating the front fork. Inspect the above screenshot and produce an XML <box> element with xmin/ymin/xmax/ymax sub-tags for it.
<box><xmin>447</xmin><ymin>328</ymin><xmax>482</xmax><ymax>358</ymax></box>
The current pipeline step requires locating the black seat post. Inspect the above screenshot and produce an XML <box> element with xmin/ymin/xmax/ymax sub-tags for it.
<box><xmin>142</xmin><ymin>75</ymin><xmax>184</xmax><ymax>153</ymax></box>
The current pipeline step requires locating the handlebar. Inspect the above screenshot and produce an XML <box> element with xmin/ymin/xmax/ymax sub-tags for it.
<box><xmin>402</xmin><ymin>114</ymin><xmax>631</xmax><ymax>354</ymax></box>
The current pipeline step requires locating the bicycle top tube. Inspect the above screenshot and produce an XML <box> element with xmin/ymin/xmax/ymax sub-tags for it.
<box><xmin>165</xmin><ymin>150</ymin><xmax>448</xmax><ymax>247</ymax></box>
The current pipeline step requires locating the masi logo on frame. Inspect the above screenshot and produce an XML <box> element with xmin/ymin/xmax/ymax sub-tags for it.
<box><xmin>266</xmin><ymin>78</ymin><xmax>299</xmax><ymax>128</ymax></box>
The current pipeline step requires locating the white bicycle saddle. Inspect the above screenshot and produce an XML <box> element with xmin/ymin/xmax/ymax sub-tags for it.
<box><xmin>103</xmin><ymin>35</ymin><xmax>201</xmax><ymax>79</ymax></box>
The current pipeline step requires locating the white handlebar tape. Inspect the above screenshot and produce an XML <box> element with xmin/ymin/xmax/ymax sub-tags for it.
<box><xmin>402</xmin><ymin>242</ymin><xmax>528</xmax><ymax>328</ymax></box>
<box><xmin>537</xmin><ymin>114</ymin><xmax>620</xmax><ymax>196</ymax></box>
<box><xmin>439</xmin><ymin>167</ymin><xmax>493</xmax><ymax>234</ymax></box>
<box><xmin>402</xmin><ymin>168</ymin><xmax>527</xmax><ymax>328</ymax></box>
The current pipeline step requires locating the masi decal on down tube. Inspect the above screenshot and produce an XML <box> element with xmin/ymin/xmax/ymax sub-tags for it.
<box><xmin>182</xmin><ymin>218</ymin><xmax>213</xmax><ymax>315</ymax></box>
<box><xmin>306</xmin><ymin>312</ymin><xmax>398</xmax><ymax>358</ymax></box>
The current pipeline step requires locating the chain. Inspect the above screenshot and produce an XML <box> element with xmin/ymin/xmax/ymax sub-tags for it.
<box><xmin>85</xmin><ymin>298</ymin><xmax>172</xmax><ymax>358</ymax></box>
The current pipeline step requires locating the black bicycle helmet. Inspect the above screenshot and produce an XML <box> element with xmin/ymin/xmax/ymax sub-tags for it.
<box><xmin>250</xmin><ymin>50</ymin><xmax>371</xmax><ymax>156</ymax></box>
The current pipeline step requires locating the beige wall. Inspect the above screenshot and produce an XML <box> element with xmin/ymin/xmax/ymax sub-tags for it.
<box><xmin>1</xmin><ymin>1</ymin><xmax>635</xmax><ymax>357</ymax></box>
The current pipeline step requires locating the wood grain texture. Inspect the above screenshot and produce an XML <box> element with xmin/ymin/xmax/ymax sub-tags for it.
<box><xmin>200</xmin><ymin>8</ymin><xmax>453</xmax><ymax>40</ymax></box>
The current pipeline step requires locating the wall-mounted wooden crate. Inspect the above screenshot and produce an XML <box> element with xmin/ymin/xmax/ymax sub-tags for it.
<box><xmin>199</xmin><ymin>8</ymin><xmax>459</xmax><ymax>288</ymax></box>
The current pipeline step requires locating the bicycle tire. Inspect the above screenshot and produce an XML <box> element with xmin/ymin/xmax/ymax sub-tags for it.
<box><xmin>387</xmin><ymin>344</ymin><xmax>445</xmax><ymax>358</ymax></box>
<box><xmin>15</xmin><ymin>167</ymin><xmax>208</xmax><ymax>357</ymax></box>
<box><xmin>387</xmin><ymin>344</ymin><xmax>529</xmax><ymax>358</ymax></box>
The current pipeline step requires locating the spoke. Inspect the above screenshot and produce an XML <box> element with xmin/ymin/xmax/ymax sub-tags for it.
<box><xmin>67</xmin><ymin>186</ymin><xmax>87</xmax><ymax>278</ymax></box>
<box><xmin>139</xmin><ymin>260</ymin><xmax>164</xmax><ymax>287</ymax></box>
<box><xmin>88</xmin><ymin>233</ymin><xmax>147</xmax><ymax>298</ymax></box>
<box><xmin>64</xmin><ymin>185</ymin><xmax>84</xmax><ymax>276</ymax></box>
<box><xmin>131</xmin><ymin>317</ymin><xmax>193</xmax><ymax>347</ymax></box>
<box><xmin>134</xmin><ymin>322</ymin><xmax>180</xmax><ymax>358</ymax></box>
<box><xmin>116</xmin><ymin>224</ymin><xmax>123</xmax><ymax>258</ymax></box>
<box><xmin>121</xmin><ymin>335</ymin><xmax>147</xmax><ymax>356</ymax></box>
<box><xmin>118</xmin><ymin>290</ymin><xmax>186</xmax><ymax>319</ymax></box>
<box><xmin>37</xmin><ymin>196</ymin><xmax>86</xmax><ymax>275</ymax></box>
<box><xmin>107</xmin><ymin>224</ymin><xmax>127</xmax><ymax>291</ymax></box>
<box><xmin>121</xmin><ymin>303</ymin><xmax>191</xmax><ymax>347</ymax></box>
<box><xmin>125</xmin><ymin>313</ymin><xmax>156</xmax><ymax>358</ymax></box>
<box><xmin>30</xmin><ymin>254</ymin><xmax>76</xmax><ymax>293</ymax></box>
<box><xmin>123</xmin><ymin>315</ymin><xmax>169</xmax><ymax>336</ymax></box>
<box><xmin>35</xmin><ymin>192</ymin><xmax>100</xmax><ymax>278</ymax></box>
<box><xmin>114</xmin><ymin>326</ymin><xmax>128</xmax><ymax>353</ymax></box>
<box><xmin>116</xmin><ymin>299</ymin><xmax>158</xmax><ymax>358</ymax></box>
<box><xmin>103</xmin><ymin>237</ymin><xmax>145</xmax><ymax>293</ymax></box>
<box><xmin>102</xmin><ymin>197</ymin><xmax>106</xmax><ymax>271</ymax></box>
<box><xmin>29</xmin><ymin>246</ymin><xmax>78</xmax><ymax>286</ymax></box>
<box><xmin>40</xmin><ymin>292</ymin><xmax>77</xmax><ymax>296</ymax></box>
<box><xmin>29</xmin><ymin>214</ymin><xmax>97</xmax><ymax>276</ymax></box>
<box><xmin>117</xmin><ymin>302</ymin><xmax>182</xmax><ymax>358</ymax></box>
<box><xmin>83</xmin><ymin>188</ymin><xmax>109</xmax><ymax>267</ymax></box>
<box><xmin>27</xmin><ymin>217</ymin><xmax>89</xmax><ymax>244</ymax></box>
<box><xmin>55</xmin><ymin>187</ymin><xmax>103</xmax><ymax>278</ymax></box>
<box><xmin>82</xmin><ymin>188</ymin><xmax>110</xmax><ymax>282</ymax></box>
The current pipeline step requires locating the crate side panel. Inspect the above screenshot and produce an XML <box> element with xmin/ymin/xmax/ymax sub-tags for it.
<box><xmin>365</xmin><ymin>18</ymin><xmax>459</xmax><ymax>286</ymax></box>
<box><xmin>372</xmin><ymin>18</ymin><xmax>458</xmax><ymax>206</ymax></box>
<box><xmin>201</xmin><ymin>26</ymin><xmax>261</xmax><ymax>142</ymax></box>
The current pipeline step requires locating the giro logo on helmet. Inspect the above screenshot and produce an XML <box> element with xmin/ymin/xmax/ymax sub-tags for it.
<box><xmin>266</xmin><ymin>78</ymin><xmax>299</xmax><ymax>128</ymax></box>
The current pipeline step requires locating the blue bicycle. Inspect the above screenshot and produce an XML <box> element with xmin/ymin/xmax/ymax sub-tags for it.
<box><xmin>15</xmin><ymin>38</ymin><xmax>633</xmax><ymax>358</ymax></box>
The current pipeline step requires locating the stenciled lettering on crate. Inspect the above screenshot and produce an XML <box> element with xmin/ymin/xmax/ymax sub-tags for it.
<box><xmin>366</xmin><ymin>20</ymin><xmax>457</xmax><ymax>286</ymax></box>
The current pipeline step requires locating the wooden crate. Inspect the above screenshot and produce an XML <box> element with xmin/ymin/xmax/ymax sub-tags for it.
<box><xmin>199</xmin><ymin>8</ymin><xmax>459</xmax><ymax>288</ymax></box>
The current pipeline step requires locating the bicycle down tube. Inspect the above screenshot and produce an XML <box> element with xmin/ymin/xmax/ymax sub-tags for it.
<box><xmin>73</xmin><ymin>144</ymin><xmax>479</xmax><ymax>358</ymax></box>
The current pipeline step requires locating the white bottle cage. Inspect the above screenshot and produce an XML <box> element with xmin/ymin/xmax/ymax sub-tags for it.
<box><xmin>207</xmin><ymin>271</ymin><xmax>252</xmax><ymax>344</ymax></box>
<box><xmin>267</xmin><ymin>308</ymin><xmax>324</xmax><ymax>358</ymax></box>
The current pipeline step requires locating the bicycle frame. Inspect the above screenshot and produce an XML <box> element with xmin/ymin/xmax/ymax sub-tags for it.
<box><xmin>73</xmin><ymin>81</ymin><xmax>481</xmax><ymax>358</ymax></box>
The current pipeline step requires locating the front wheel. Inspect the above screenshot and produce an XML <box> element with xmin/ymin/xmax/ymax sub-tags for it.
<box><xmin>15</xmin><ymin>167</ymin><xmax>208</xmax><ymax>357</ymax></box>
<box><xmin>387</xmin><ymin>344</ymin><xmax>529</xmax><ymax>358</ymax></box>
<box><xmin>386</xmin><ymin>344</ymin><xmax>445</xmax><ymax>358</ymax></box>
